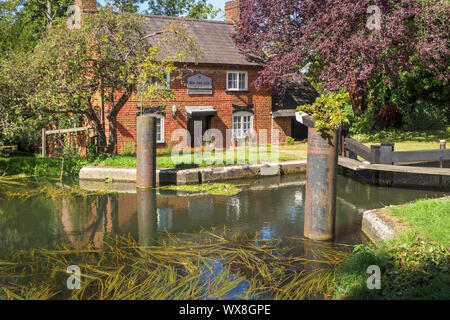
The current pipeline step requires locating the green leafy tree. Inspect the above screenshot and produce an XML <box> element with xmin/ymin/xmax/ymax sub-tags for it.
<box><xmin>146</xmin><ymin>0</ymin><xmax>219</xmax><ymax>19</ymax></box>
<box><xmin>7</xmin><ymin>7</ymin><xmax>199</xmax><ymax>153</ymax></box>
<box><xmin>0</xmin><ymin>52</ymin><xmax>38</xmax><ymax>150</ymax></box>
<box><xmin>0</xmin><ymin>0</ymin><xmax>73</xmax><ymax>54</ymax></box>
<box><xmin>106</xmin><ymin>0</ymin><xmax>141</xmax><ymax>13</ymax></box>
<box><xmin>105</xmin><ymin>0</ymin><xmax>220</xmax><ymax>18</ymax></box>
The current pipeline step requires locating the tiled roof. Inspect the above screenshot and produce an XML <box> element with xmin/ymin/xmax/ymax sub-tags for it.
<box><xmin>272</xmin><ymin>73</ymin><xmax>319</xmax><ymax>111</ymax></box>
<box><xmin>140</xmin><ymin>14</ymin><xmax>261</xmax><ymax>67</ymax></box>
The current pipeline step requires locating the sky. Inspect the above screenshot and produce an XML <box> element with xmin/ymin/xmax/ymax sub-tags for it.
<box><xmin>98</xmin><ymin>0</ymin><xmax>229</xmax><ymax>20</ymax></box>
<box><xmin>209</xmin><ymin>0</ymin><xmax>228</xmax><ymax>12</ymax></box>
<box><xmin>209</xmin><ymin>0</ymin><xmax>227</xmax><ymax>20</ymax></box>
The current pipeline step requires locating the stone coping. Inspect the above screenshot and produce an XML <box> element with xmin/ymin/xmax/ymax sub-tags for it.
<box><xmin>79</xmin><ymin>177</ymin><xmax>306</xmax><ymax>194</ymax></box>
<box><xmin>79</xmin><ymin>160</ymin><xmax>307</xmax><ymax>185</ymax></box>
<box><xmin>361</xmin><ymin>207</ymin><xmax>405</xmax><ymax>244</ymax></box>
<box><xmin>362</xmin><ymin>196</ymin><xmax>449</xmax><ymax>244</ymax></box>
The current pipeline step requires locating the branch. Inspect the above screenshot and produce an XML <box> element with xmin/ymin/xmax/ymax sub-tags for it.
<box><xmin>109</xmin><ymin>85</ymin><xmax>133</xmax><ymax>118</ymax></box>
<box><xmin>124</xmin><ymin>31</ymin><xmax>164</xmax><ymax>60</ymax></box>
<box><xmin>42</xmin><ymin>109</ymin><xmax>89</xmax><ymax>115</ymax></box>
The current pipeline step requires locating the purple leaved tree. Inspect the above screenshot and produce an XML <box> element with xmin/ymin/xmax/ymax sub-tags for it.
<box><xmin>233</xmin><ymin>0</ymin><xmax>449</xmax><ymax>113</ymax></box>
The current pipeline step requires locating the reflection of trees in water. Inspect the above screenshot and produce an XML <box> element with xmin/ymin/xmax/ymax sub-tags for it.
<box><xmin>338</xmin><ymin>176</ymin><xmax>444</xmax><ymax>209</ymax></box>
<box><xmin>0</xmin><ymin>197</ymin><xmax>66</xmax><ymax>253</ymax></box>
<box><xmin>59</xmin><ymin>194</ymin><xmax>120</xmax><ymax>249</ymax></box>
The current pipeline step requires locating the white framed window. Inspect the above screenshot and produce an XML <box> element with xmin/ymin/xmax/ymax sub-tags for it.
<box><xmin>155</xmin><ymin>115</ymin><xmax>165</xmax><ymax>143</ymax></box>
<box><xmin>232</xmin><ymin>111</ymin><xmax>253</xmax><ymax>139</ymax></box>
<box><xmin>227</xmin><ymin>71</ymin><xmax>248</xmax><ymax>91</ymax></box>
<box><xmin>136</xmin><ymin>110</ymin><xmax>165</xmax><ymax>143</ymax></box>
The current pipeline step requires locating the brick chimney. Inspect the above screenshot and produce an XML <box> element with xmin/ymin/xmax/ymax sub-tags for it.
<box><xmin>75</xmin><ymin>0</ymin><xmax>97</xmax><ymax>12</ymax></box>
<box><xmin>225</xmin><ymin>0</ymin><xmax>241</xmax><ymax>24</ymax></box>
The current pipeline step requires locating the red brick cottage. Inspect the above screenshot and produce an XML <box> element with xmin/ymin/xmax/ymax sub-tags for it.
<box><xmin>76</xmin><ymin>0</ymin><xmax>317</xmax><ymax>152</ymax></box>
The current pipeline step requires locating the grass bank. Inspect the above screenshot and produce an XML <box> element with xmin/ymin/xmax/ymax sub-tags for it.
<box><xmin>356</xmin><ymin>127</ymin><xmax>450</xmax><ymax>151</ymax></box>
<box><xmin>100</xmin><ymin>146</ymin><xmax>304</xmax><ymax>169</ymax></box>
<box><xmin>0</xmin><ymin>156</ymin><xmax>90</xmax><ymax>178</ymax></box>
<box><xmin>388</xmin><ymin>199</ymin><xmax>450</xmax><ymax>247</ymax></box>
<box><xmin>0</xmin><ymin>145</ymin><xmax>305</xmax><ymax>178</ymax></box>
<box><xmin>2</xmin><ymin>127</ymin><xmax>447</xmax><ymax>177</ymax></box>
<box><xmin>334</xmin><ymin>198</ymin><xmax>450</xmax><ymax>299</ymax></box>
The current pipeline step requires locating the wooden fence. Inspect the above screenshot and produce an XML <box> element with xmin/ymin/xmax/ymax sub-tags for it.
<box><xmin>343</xmin><ymin>138</ymin><xmax>449</xmax><ymax>165</ymax></box>
<box><xmin>41</xmin><ymin>126</ymin><xmax>92</xmax><ymax>157</ymax></box>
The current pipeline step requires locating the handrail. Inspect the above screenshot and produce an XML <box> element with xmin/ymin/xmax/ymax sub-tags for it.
<box><xmin>344</xmin><ymin>138</ymin><xmax>372</xmax><ymax>162</ymax></box>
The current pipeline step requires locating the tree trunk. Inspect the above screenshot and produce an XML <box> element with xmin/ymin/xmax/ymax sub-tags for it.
<box><xmin>87</xmin><ymin>108</ymin><xmax>107</xmax><ymax>153</ymax></box>
<box><xmin>46</xmin><ymin>0</ymin><xmax>53</xmax><ymax>27</ymax></box>
<box><xmin>106</xmin><ymin>115</ymin><xmax>118</xmax><ymax>154</ymax></box>
<box><xmin>105</xmin><ymin>85</ymin><xmax>133</xmax><ymax>154</ymax></box>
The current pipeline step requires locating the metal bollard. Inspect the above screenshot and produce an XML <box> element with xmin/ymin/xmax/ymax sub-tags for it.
<box><xmin>304</xmin><ymin>127</ymin><xmax>339</xmax><ymax>241</ymax></box>
<box><xmin>136</xmin><ymin>115</ymin><xmax>157</xmax><ymax>188</ymax></box>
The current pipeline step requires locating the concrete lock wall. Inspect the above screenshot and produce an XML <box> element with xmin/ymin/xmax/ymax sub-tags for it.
<box><xmin>79</xmin><ymin>161</ymin><xmax>306</xmax><ymax>185</ymax></box>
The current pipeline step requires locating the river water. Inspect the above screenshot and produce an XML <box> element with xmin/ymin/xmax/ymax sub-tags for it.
<box><xmin>0</xmin><ymin>173</ymin><xmax>445</xmax><ymax>254</ymax></box>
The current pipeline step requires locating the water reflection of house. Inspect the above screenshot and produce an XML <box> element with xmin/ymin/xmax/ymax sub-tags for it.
<box><xmin>56</xmin><ymin>192</ymin><xmax>227</xmax><ymax>247</ymax></box>
<box><xmin>157</xmin><ymin>208</ymin><xmax>173</xmax><ymax>232</ymax></box>
<box><xmin>58</xmin><ymin>196</ymin><xmax>115</xmax><ymax>249</ymax></box>
<box><xmin>187</xmin><ymin>198</ymin><xmax>214</xmax><ymax>222</ymax></box>
<box><xmin>226</xmin><ymin>195</ymin><xmax>249</xmax><ymax>222</ymax></box>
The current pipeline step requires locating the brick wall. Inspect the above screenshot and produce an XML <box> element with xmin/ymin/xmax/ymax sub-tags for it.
<box><xmin>75</xmin><ymin>0</ymin><xmax>97</xmax><ymax>12</ymax></box>
<box><xmin>225</xmin><ymin>0</ymin><xmax>241</xmax><ymax>24</ymax></box>
<box><xmin>273</xmin><ymin>117</ymin><xmax>292</xmax><ymax>144</ymax></box>
<box><xmin>101</xmin><ymin>64</ymin><xmax>278</xmax><ymax>153</ymax></box>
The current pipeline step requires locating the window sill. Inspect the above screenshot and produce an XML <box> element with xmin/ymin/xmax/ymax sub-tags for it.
<box><xmin>226</xmin><ymin>90</ymin><xmax>249</xmax><ymax>93</ymax></box>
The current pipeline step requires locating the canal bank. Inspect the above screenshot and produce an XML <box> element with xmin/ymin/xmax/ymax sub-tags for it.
<box><xmin>334</xmin><ymin>197</ymin><xmax>450</xmax><ymax>300</ymax></box>
<box><xmin>361</xmin><ymin>196</ymin><xmax>450</xmax><ymax>245</ymax></box>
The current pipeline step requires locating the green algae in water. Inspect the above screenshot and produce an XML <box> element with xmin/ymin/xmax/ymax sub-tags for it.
<box><xmin>0</xmin><ymin>181</ymin><xmax>116</xmax><ymax>200</ymax></box>
<box><xmin>159</xmin><ymin>183</ymin><xmax>248</xmax><ymax>196</ymax></box>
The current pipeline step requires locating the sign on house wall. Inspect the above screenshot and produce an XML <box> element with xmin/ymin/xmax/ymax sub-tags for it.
<box><xmin>187</xmin><ymin>74</ymin><xmax>212</xmax><ymax>95</ymax></box>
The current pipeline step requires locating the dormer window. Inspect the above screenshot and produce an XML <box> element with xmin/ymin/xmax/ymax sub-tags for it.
<box><xmin>227</xmin><ymin>71</ymin><xmax>248</xmax><ymax>91</ymax></box>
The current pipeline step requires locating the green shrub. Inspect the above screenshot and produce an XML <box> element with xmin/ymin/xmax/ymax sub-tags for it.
<box><xmin>297</xmin><ymin>90</ymin><xmax>350</xmax><ymax>132</ymax></box>
<box><xmin>401</xmin><ymin>100</ymin><xmax>448</xmax><ymax>131</ymax></box>
<box><xmin>119</xmin><ymin>141</ymin><xmax>135</xmax><ymax>156</ymax></box>
<box><xmin>286</xmin><ymin>136</ymin><xmax>295</xmax><ymax>145</ymax></box>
